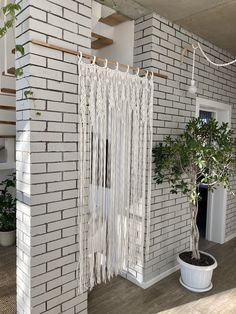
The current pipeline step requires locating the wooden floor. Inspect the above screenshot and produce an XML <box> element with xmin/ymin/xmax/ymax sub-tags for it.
<box><xmin>0</xmin><ymin>239</ymin><xmax>235</xmax><ymax>314</ymax></box>
<box><xmin>89</xmin><ymin>238</ymin><xmax>236</xmax><ymax>314</ymax></box>
<box><xmin>0</xmin><ymin>245</ymin><xmax>16</xmax><ymax>314</ymax></box>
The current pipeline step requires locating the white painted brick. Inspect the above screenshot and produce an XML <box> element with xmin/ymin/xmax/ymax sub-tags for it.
<box><xmin>50</xmin><ymin>0</ymin><xmax>77</xmax><ymax>11</ymax></box>
<box><xmin>134</xmin><ymin>12</ymin><xmax>236</xmax><ymax>281</ymax></box>
<box><xmin>32</xmin><ymin>287</ymin><xmax>61</xmax><ymax>307</ymax></box>
<box><xmin>31</xmin><ymin>172</ymin><xmax>62</xmax><ymax>184</ymax></box>
<box><xmin>62</xmin><ymin>294</ymin><xmax>87</xmax><ymax>312</ymax></box>
<box><xmin>63</xmin><ymin>113</ymin><xmax>78</xmax><ymax>123</ymax></box>
<box><xmin>48</xmin><ymin>162</ymin><xmax>76</xmax><ymax>172</ymax></box>
<box><xmin>31</xmin><ymin>263</ymin><xmax>47</xmax><ymax>278</ymax></box>
<box><xmin>47</xmin><ymin>102</ymin><xmax>77</xmax><ymax>113</ymax></box>
<box><xmin>31</xmin><ymin>283</ymin><xmax>46</xmax><ymax>298</ymax></box>
<box><xmin>47</xmin><ymin>290</ymin><xmax>75</xmax><ymax>310</ymax></box>
<box><xmin>48</xmin><ymin>143</ymin><xmax>77</xmax><ymax>152</ymax></box>
<box><xmin>64</xmin><ymin>31</ymin><xmax>91</xmax><ymax>48</ymax></box>
<box><xmin>63</xmin><ymin>171</ymin><xmax>77</xmax><ymax>181</ymax></box>
<box><xmin>33</xmin><ymin>88</ymin><xmax>63</xmax><ymax>101</ymax></box>
<box><xmin>32</xmin><ymin>269</ymin><xmax>61</xmax><ymax>287</ymax></box>
<box><xmin>31</xmin><ymin>212</ymin><xmax>61</xmax><ymax>227</ymax></box>
<box><xmin>29</xmin><ymin>18</ymin><xmax>62</xmax><ymax>38</ymax></box>
<box><xmin>31</xmin><ymin>243</ymin><xmax>46</xmax><ymax>256</ymax></box>
<box><xmin>31</xmin><ymin>132</ymin><xmax>62</xmax><ymax>142</ymax></box>
<box><xmin>47</xmin><ymin>272</ymin><xmax>75</xmax><ymax>291</ymax></box>
<box><xmin>31</xmin><ymin>152</ymin><xmax>62</xmax><ymax>163</ymax></box>
<box><xmin>48</xmin><ymin>217</ymin><xmax>76</xmax><ymax>233</ymax></box>
<box><xmin>30</xmin><ymin>0</ymin><xmax>63</xmax><ymax>16</ymax></box>
<box><xmin>29</xmin><ymin>66</ymin><xmax>62</xmax><ymax>81</ymax></box>
<box><xmin>48</xmin><ymin>59</ymin><xmax>77</xmax><ymax>74</ymax></box>
<box><xmin>47</xmin><ymin>253</ymin><xmax>76</xmax><ymax>271</ymax></box>
<box><xmin>47</xmin><ymin>80</ymin><xmax>77</xmax><ymax>93</ymax></box>
<box><xmin>48</xmin><ymin>122</ymin><xmax>76</xmax><ymax>133</ymax></box>
<box><xmin>31</xmin><ymin>250</ymin><xmax>62</xmax><ymax>267</ymax></box>
<box><xmin>47</xmin><ymin>199</ymin><xmax>76</xmax><ymax>213</ymax></box>
<box><xmin>47</xmin><ymin>180</ymin><xmax>76</xmax><ymax>192</ymax></box>
<box><xmin>48</xmin><ymin>14</ymin><xmax>77</xmax><ymax>33</ymax></box>
<box><xmin>62</xmin><ymin>243</ymin><xmax>78</xmax><ymax>256</ymax></box>
<box><xmin>31</xmin><ymin>230</ymin><xmax>61</xmax><ymax>246</ymax></box>
<box><xmin>64</xmin><ymin>9</ymin><xmax>91</xmax><ymax>28</ymax></box>
<box><xmin>47</xmin><ymin>236</ymin><xmax>76</xmax><ymax>251</ymax></box>
<box><xmin>63</xmin><ymin>208</ymin><xmax>77</xmax><ymax>219</ymax></box>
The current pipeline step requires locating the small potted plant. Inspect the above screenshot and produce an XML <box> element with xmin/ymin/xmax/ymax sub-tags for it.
<box><xmin>153</xmin><ymin>117</ymin><xmax>236</xmax><ymax>292</ymax></box>
<box><xmin>0</xmin><ymin>173</ymin><xmax>16</xmax><ymax>247</ymax></box>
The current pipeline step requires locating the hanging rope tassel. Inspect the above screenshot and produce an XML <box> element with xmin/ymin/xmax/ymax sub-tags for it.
<box><xmin>77</xmin><ymin>57</ymin><xmax>154</xmax><ymax>293</ymax></box>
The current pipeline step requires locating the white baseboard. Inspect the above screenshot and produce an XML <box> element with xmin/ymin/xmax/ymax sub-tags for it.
<box><xmin>225</xmin><ymin>232</ymin><xmax>236</xmax><ymax>243</ymax></box>
<box><xmin>121</xmin><ymin>264</ymin><xmax>180</xmax><ymax>290</ymax></box>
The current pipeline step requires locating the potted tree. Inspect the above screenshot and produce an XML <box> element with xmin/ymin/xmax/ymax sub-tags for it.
<box><xmin>153</xmin><ymin>117</ymin><xmax>236</xmax><ymax>292</ymax></box>
<box><xmin>0</xmin><ymin>173</ymin><xmax>16</xmax><ymax>247</ymax></box>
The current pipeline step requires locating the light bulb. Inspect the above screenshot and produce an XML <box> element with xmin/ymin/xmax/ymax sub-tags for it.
<box><xmin>188</xmin><ymin>79</ymin><xmax>197</xmax><ymax>94</ymax></box>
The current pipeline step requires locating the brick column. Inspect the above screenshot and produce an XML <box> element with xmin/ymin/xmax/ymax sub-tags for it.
<box><xmin>16</xmin><ymin>0</ymin><xmax>91</xmax><ymax>312</ymax></box>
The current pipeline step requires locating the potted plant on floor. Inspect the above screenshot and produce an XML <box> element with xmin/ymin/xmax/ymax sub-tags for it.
<box><xmin>0</xmin><ymin>173</ymin><xmax>16</xmax><ymax>247</ymax></box>
<box><xmin>153</xmin><ymin>117</ymin><xmax>236</xmax><ymax>292</ymax></box>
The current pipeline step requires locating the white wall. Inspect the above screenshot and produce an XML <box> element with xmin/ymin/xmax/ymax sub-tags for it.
<box><xmin>93</xmin><ymin>20</ymin><xmax>135</xmax><ymax>66</ymax></box>
<box><xmin>92</xmin><ymin>1</ymin><xmax>135</xmax><ymax>66</ymax></box>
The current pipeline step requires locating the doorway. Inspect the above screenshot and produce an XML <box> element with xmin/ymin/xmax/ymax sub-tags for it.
<box><xmin>197</xmin><ymin>109</ymin><xmax>215</xmax><ymax>250</ymax></box>
<box><xmin>196</xmin><ymin>98</ymin><xmax>231</xmax><ymax>248</ymax></box>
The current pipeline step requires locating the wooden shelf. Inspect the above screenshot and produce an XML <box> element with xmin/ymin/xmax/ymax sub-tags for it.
<box><xmin>2</xmin><ymin>67</ymin><xmax>15</xmax><ymax>76</ymax></box>
<box><xmin>0</xmin><ymin>105</ymin><xmax>15</xmax><ymax>111</ymax></box>
<box><xmin>0</xmin><ymin>120</ymin><xmax>16</xmax><ymax>125</ymax></box>
<box><xmin>0</xmin><ymin>135</ymin><xmax>16</xmax><ymax>138</ymax></box>
<box><xmin>99</xmin><ymin>13</ymin><xmax>131</xmax><ymax>26</ymax></box>
<box><xmin>1</xmin><ymin>88</ymin><xmax>16</xmax><ymax>95</ymax></box>
<box><xmin>91</xmin><ymin>32</ymin><xmax>113</xmax><ymax>50</ymax></box>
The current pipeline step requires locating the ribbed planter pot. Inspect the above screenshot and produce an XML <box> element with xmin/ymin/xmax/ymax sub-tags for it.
<box><xmin>0</xmin><ymin>230</ymin><xmax>16</xmax><ymax>247</ymax></box>
<box><xmin>177</xmin><ymin>251</ymin><xmax>217</xmax><ymax>292</ymax></box>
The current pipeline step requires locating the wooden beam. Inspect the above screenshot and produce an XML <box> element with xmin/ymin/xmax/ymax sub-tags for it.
<box><xmin>31</xmin><ymin>39</ymin><xmax>168</xmax><ymax>79</ymax></box>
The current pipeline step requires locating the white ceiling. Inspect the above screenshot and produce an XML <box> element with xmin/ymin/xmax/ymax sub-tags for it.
<box><xmin>97</xmin><ymin>0</ymin><xmax>236</xmax><ymax>56</ymax></box>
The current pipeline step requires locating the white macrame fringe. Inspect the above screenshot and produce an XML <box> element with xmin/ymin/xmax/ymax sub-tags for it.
<box><xmin>77</xmin><ymin>60</ymin><xmax>154</xmax><ymax>293</ymax></box>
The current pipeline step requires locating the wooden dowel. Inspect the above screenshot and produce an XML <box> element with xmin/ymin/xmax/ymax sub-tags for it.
<box><xmin>31</xmin><ymin>39</ymin><xmax>168</xmax><ymax>79</ymax></box>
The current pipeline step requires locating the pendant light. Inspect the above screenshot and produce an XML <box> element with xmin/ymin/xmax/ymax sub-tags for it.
<box><xmin>188</xmin><ymin>44</ymin><xmax>198</xmax><ymax>95</ymax></box>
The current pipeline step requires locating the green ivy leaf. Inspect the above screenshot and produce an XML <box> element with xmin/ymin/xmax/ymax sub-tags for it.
<box><xmin>15</xmin><ymin>68</ymin><xmax>23</xmax><ymax>78</ymax></box>
<box><xmin>24</xmin><ymin>90</ymin><xmax>33</xmax><ymax>98</ymax></box>
<box><xmin>15</xmin><ymin>44</ymin><xmax>24</xmax><ymax>56</ymax></box>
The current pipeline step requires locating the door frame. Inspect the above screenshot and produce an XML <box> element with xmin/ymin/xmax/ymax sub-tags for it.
<box><xmin>196</xmin><ymin>97</ymin><xmax>231</xmax><ymax>244</ymax></box>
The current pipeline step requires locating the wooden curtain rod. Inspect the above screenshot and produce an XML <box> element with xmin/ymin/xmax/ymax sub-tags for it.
<box><xmin>31</xmin><ymin>39</ymin><xmax>168</xmax><ymax>80</ymax></box>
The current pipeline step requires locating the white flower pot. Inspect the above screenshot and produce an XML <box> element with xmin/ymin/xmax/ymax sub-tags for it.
<box><xmin>177</xmin><ymin>251</ymin><xmax>217</xmax><ymax>292</ymax></box>
<box><xmin>0</xmin><ymin>230</ymin><xmax>16</xmax><ymax>247</ymax></box>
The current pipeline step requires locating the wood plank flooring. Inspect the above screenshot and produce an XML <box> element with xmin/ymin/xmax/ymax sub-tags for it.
<box><xmin>89</xmin><ymin>238</ymin><xmax>236</xmax><ymax>314</ymax></box>
<box><xmin>0</xmin><ymin>245</ymin><xmax>16</xmax><ymax>314</ymax></box>
<box><xmin>0</xmin><ymin>238</ymin><xmax>235</xmax><ymax>313</ymax></box>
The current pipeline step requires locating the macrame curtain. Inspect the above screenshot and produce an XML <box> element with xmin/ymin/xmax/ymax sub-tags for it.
<box><xmin>77</xmin><ymin>59</ymin><xmax>153</xmax><ymax>293</ymax></box>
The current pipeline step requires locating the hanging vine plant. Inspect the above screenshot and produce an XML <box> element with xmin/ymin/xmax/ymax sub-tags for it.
<box><xmin>153</xmin><ymin>117</ymin><xmax>236</xmax><ymax>261</ymax></box>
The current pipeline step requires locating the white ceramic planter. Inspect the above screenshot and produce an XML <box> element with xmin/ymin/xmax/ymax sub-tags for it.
<box><xmin>0</xmin><ymin>230</ymin><xmax>16</xmax><ymax>247</ymax></box>
<box><xmin>177</xmin><ymin>251</ymin><xmax>217</xmax><ymax>292</ymax></box>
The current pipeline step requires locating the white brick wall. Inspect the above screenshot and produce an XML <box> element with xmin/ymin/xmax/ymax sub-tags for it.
<box><xmin>16</xmin><ymin>0</ymin><xmax>91</xmax><ymax>312</ymax></box>
<box><xmin>134</xmin><ymin>13</ymin><xmax>236</xmax><ymax>283</ymax></box>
